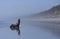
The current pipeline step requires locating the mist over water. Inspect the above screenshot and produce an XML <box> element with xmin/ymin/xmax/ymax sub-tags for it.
<box><xmin>0</xmin><ymin>0</ymin><xmax>60</xmax><ymax>19</ymax></box>
<box><xmin>0</xmin><ymin>0</ymin><xmax>60</xmax><ymax>39</ymax></box>
<box><xmin>0</xmin><ymin>0</ymin><xmax>59</xmax><ymax>26</ymax></box>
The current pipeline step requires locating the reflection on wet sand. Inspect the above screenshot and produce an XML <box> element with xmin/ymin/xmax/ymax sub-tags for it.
<box><xmin>10</xmin><ymin>18</ymin><xmax>20</xmax><ymax>35</ymax></box>
<box><xmin>24</xmin><ymin>21</ymin><xmax>60</xmax><ymax>37</ymax></box>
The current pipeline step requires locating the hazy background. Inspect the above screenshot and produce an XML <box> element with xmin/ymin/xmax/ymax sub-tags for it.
<box><xmin>0</xmin><ymin>0</ymin><xmax>60</xmax><ymax>39</ymax></box>
<box><xmin>0</xmin><ymin>0</ymin><xmax>60</xmax><ymax>19</ymax></box>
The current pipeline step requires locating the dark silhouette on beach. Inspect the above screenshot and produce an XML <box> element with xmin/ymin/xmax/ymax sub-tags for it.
<box><xmin>10</xmin><ymin>18</ymin><xmax>20</xmax><ymax>35</ymax></box>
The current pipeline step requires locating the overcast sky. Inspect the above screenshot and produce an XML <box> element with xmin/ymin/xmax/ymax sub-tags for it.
<box><xmin>0</xmin><ymin>0</ymin><xmax>60</xmax><ymax>39</ymax></box>
<box><xmin>0</xmin><ymin>0</ymin><xmax>60</xmax><ymax>19</ymax></box>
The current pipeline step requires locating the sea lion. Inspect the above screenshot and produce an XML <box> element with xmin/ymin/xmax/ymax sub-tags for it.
<box><xmin>10</xmin><ymin>18</ymin><xmax>20</xmax><ymax>35</ymax></box>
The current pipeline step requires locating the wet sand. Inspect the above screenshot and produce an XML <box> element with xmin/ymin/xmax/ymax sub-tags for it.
<box><xmin>21</xmin><ymin>20</ymin><xmax>60</xmax><ymax>39</ymax></box>
<box><xmin>0</xmin><ymin>19</ymin><xmax>60</xmax><ymax>39</ymax></box>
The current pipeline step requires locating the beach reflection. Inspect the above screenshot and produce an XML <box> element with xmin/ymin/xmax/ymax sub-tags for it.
<box><xmin>10</xmin><ymin>26</ymin><xmax>20</xmax><ymax>35</ymax></box>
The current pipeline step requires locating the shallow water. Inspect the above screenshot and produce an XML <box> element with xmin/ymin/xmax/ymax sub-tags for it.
<box><xmin>21</xmin><ymin>20</ymin><xmax>60</xmax><ymax>39</ymax></box>
<box><xmin>0</xmin><ymin>19</ymin><xmax>60</xmax><ymax>39</ymax></box>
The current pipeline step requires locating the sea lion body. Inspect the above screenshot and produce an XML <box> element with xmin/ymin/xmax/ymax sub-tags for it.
<box><xmin>10</xmin><ymin>19</ymin><xmax>20</xmax><ymax>35</ymax></box>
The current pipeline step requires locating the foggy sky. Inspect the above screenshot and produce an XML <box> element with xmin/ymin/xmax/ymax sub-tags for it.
<box><xmin>0</xmin><ymin>0</ymin><xmax>60</xmax><ymax>19</ymax></box>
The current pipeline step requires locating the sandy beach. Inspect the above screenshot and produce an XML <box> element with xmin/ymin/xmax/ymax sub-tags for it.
<box><xmin>0</xmin><ymin>18</ymin><xmax>60</xmax><ymax>39</ymax></box>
